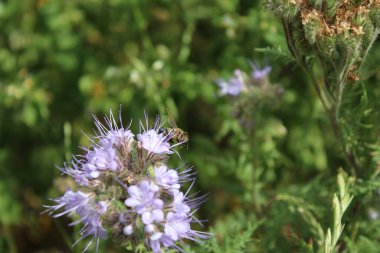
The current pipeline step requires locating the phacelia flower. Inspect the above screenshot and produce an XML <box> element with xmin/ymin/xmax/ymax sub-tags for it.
<box><xmin>59</xmin><ymin>162</ymin><xmax>91</xmax><ymax>186</ymax></box>
<box><xmin>45</xmin><ymin>109</ymin><xmax>208</xmax><ymax>252</ymax></box>
<box><xmin>45</xmin><ymin>191</ymin><xmax>108</xmax><ymax>252</ymax></box>
<box><xmin>104</xmin><ymin>128</ymin><xmax>134</xmax><ymax>147</ymax></box>
<box><xmin>93</xmin><ymin>110</ymin><xmax>134</xmax><ymax>143</ymax></box>
<box><xmin>137</xmin><ymin>129</ymin><xmax>173</xmax><ymax>155</ymax></box>
<box><xmin>216</xmin><ymin>69</ymin><xmax>245</xmax><ymax>96</ymax></box>
<box><xmin>124</xmin><ymin>172</ymin><xmax>209</xmax><ymax>253</ymax></box>
<box><xmin>124</xmin><ymin>180</ymin><xmax>164</xmax><ymax>225</ymax></box>
<box><xmin>45</xmin><ymin>190</ymin><xmax>90</xmax><ymax>218</ymax></box>
<box><xmin>154</xmin><ymin>165</ymin><xmax>180</xmax><ymax>191</ymax></box>
<box><xmin>73</xmin><ymin>200</ymin><xmax>108</xmax><ymax>252</ymax></box>
<box><xmin>171</xmin><ymin>190</ymin><xmax>191</xmax><ymax>214</ymax></box>
<box><xmin>83</xmin><ymin>146</ymin><xmax>119</xmax><ymax>179</ymax></box>
<box><xmin>251</xmin><ymin>63</ymin><xmax>272</xmax><ymax>81</ymax></box>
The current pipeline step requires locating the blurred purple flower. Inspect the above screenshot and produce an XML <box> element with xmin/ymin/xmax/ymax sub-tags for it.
<box><xmin>252</xmin><ymin>63</ymin><xmax>272</xmax><ymax>81</ymax></box>
<box><xmin>216</xmin><ymin>69</ymin><xmax>245</xmax><ymax>96</ymax></box>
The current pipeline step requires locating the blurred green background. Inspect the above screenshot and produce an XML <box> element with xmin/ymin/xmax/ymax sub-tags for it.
<box><xmin>0</xmin><ymin>0</ymin><xmax>379</xmax><ymax>252</ymax></box>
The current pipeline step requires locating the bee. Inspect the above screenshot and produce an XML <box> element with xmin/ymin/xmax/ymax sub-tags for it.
<box><xmin>158</xmin><ymin>112</ymin><xmax>189</xmax><ymax>145</ymax></box>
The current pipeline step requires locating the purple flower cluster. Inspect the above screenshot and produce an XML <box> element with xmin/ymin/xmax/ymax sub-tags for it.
<box><xmin>216</xmin><ymin>63</ymin><xmax>272</xmax><ymax>96</ymax></box>
<box><xmin>216</xmin><ymin>69</ymin><xmax>245</xmax><ymax>96</ymax></box>
<box><xmin>252</xmin><ymin>64</ymin><xmax>272</xmax><ymax>81</ymax></box>
<box><xmin>124</xmin><ymin>165</ymin><xmax>208</xmax><ymax>253</ymax></box>
<box><xmin>45</xmin><ymin>110</ymin><xmax>208</xmax><ymax>252</ymax></box>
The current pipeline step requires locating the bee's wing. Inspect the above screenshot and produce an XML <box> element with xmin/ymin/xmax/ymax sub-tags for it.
<box><xmin>166</xmin><ymin>109</ymin><xmax>178</xmax><ymax>128</ymax></box>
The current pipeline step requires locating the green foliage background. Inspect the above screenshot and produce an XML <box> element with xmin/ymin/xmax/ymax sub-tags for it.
<box><xmin>0</xmin><ymin>0</ymin><xmax>379</xmax><ymax>252</ymax></box>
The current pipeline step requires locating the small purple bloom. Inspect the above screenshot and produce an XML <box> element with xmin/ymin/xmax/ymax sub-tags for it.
<box><xmin>103</xmin><ymin>128</ymin><xmax>134</xmax><ymax>148</ymax></box>
<box><xmin>83</xmin><ymin>146</ymin><xmax>119</xmax><ymax>179</ymax></box>
<box><xmin>61</xmin><ymin>145</ymin><xmax>119</xmax><ymax>184</ymax></box>
<box><xmin>149</xmin><ymin>235</ymin><xmax>165</xmax><ymax>253</ymax></box>
<box><xmin>217</xmin><ymin>69</ymin><xmax>245</xmax><ymax>96</ymax></box>
<box><xmin>125</xmin><ymin>180</ymin><xmax>164</xmax><ymax>225</ymax></box>
<box><xmin>171</xmin><ymin>190</ymin><xmax>191</xmax><ymax>214</ymax></box>
<box><xmin>137</xmin><ymin>129</ymin><xmax>173</xmax><ymax>155</ymax></box>
<box><xmin>154</xmin><ymin>165</ymin><xmax>180</xmax><ymax>191</ymax></box>
<box><xmin>123</xmin><ymin>224</ymin><xmax>134</xmax><ymax>235</ymax></box>
<box><xmin>73</xmin><ymin>200</ymin><xmax>108</xmax><ymax>252</ymax></box>
<box><xmin>148</xmin><ymin>209</ymin><xmax>208</xmax><ymax>253</ymax></box>
<box><xmin>45</xmin><ymin>190</ymin><xmax>90</xmax><ymax>218</ymax></box>
<box><xmin>124</xmin><ymin>174</ymin><xmax>210</xmax><ymax>253</ymax></box>
<box><xmin>164</xmin><ymin>211</ymin><xmax>191</xmax><ymax>241</ymax></box>
<box><xmin>45</xmin><ymin>191</ymin><xmax>108</xmax><ymax>252</ymax></box>
<box><xmin>60</xmin><ymin>162</ymin><xmax>91</xmax><ymax>186</ymax></box>
<box><xmin>252</xmin><ymin>64</ymin><xmax>272</xmax><ymax>81</ymax></box>
<box><xmin>93</xmin><ymin>109</ymin><xmax>134</xmax><ymax>144</ymax></box>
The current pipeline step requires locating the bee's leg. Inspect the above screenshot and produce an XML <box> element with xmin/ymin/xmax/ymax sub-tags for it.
<box><xmin>162</xmin><ymin>130</ymin><xmax>173</xmax><ymax>142</ymax></box>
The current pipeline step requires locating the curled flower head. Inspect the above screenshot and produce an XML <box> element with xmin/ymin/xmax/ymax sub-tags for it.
<box><xmin>216</xmin><ymin>69</ymin><xmax>245</xmax><ymax>96</ymax></box>
<box><xmin>74</xmin><ymin>200</ymin><xmax>108</xmax><ymax>251</ymax></box>
<box><xmin>59</xmin><ymin>110</ymin><xmax>132</xmax><ymax>184</ymax></box>
<box><xmin>59</xmin><ymin>162</ymin><xmax>91</xmax><ymax>186</ymax></box>
<box><xmin>45</xmin><ymin>191</ymin><xmax>108</xmax><ymax>252</ymax></box>
<box><xmin>45</xmin><ymin>190</ymin><xmax>91</xmax><ymax>218</ymax></box>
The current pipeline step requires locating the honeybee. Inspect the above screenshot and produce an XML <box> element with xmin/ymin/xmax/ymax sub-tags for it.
<box><xmin>158</xmin><ymin>112</ymin><xmax>189</xmax><ymax>145</ymax></box>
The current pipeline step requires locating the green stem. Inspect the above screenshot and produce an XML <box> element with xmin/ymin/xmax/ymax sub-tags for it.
<box><xmin>178</xmin><ymin>22</ymin><xmax>195</xmax><ymax>63</ymax></box>
<box><xmin>3</xmin><ymin>225</ymin><xmax>17</xmax><ymax>253</ymax></box>
<box><xmin>177</xmin><ymin>1</ymin><xmax>196</xmax><ymax>64</ymax></box>
<box><xmin>282</xmin><ymin>19</ymin><xmax>331</xmax><ymax>112</ymax></box>
<box><xmin>249</xmin><ymin>128</ymin><xmax>262</xmax><ymax>214</ymax></box>
<box><xmin>53</xmin><ymin>219</ymin><xmax>74</xmax><ymax>251</ymax></box>
<box><xmin>335</xmin><ymin>41</ymin><xmax>361</xmax><ymax>120</ymax></box>
<box><xmin>283</xmin><ymin>19</ymin><xmax>362</xmax><ymax>175</ymax></box>
<box><xmin>358</xmin><ymin>28</ymin><xmax>380</xmax><ymax>71</ymax></box>
<box><xmin>132</xmin><ymin>3</ymin><xmax>154</xmax><ymax>52</ymax></box>
<box><xmin>326</xmin><ymin>106</ymin><xmax>361</xmax><ymax>176</ymax></box>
